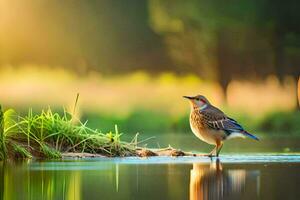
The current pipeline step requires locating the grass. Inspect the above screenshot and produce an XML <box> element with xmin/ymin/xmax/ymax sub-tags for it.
<box><xmin>0</xmin><ymin>104</ymin><xmax>138</xmax><ymax>160</ymax></box>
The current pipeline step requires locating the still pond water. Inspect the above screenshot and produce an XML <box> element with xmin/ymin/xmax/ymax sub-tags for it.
<box><xmin>1</xmin><ymin>135</ymin><xmax>300</xmax><ymax>200</ymax></box>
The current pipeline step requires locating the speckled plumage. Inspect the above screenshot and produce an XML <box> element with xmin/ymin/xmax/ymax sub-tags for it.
<box><xmin>190</xmin><ymin>106</ymin><xmax>228</xmax><ymax>145</ymax></box>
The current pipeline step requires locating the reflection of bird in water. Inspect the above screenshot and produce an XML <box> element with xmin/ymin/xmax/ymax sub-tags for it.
<box><xmin>189</xmin><ymin>159</ymin><xmax>246</xmax><ymax>200</ymax></box>
<box><xmin>183</xmin><ymin>95</ymin><xmax>259</xmax><ymax>157</ymax></box>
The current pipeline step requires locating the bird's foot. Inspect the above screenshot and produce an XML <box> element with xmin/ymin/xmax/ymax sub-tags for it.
<box><xmin>195</xmin><ymin>153</ymin><xmax>215</xmax><ymax>157</ymax></box>
<box><xmin>207</xmin><ymin>154</ymin><xmax>215</xmax><ymax>158</ymax></box>
<box><xmin>207</xmin><ymin>153</ymin><xmax>219</xmax><ymax>158</ymax></box>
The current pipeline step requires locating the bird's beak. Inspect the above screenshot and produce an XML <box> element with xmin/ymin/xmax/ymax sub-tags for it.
<box><xmin>183</xmin><ymin>96</ymin><xmax>193</xmax><ymax>100</ymax></box>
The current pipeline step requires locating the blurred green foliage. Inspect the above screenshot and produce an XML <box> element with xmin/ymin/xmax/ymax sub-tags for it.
<box><xmin>258</xmin><ymin>111</ymin><xmax>300</xmax><ymax>135</ymax></box>
<box><xmin>82</xmin><ymin>110</ymin><xmax>173</xmax><ymax>134</ymax></box>
<box><xmin>82</xmin><ymin>109</ymin><xmax>300</xmax><ymax>136</ymax></box>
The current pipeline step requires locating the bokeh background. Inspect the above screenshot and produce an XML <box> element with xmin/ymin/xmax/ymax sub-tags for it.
<box><xmin>0</xmin><ymin>0</ymin><xmax>299</xmax><ymax>144</ymax></box>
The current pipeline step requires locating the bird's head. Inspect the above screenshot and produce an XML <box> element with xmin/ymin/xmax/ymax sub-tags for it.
<box><xmin>183</xmin><ymin>95</ymin><xmax>210</xmax><ymax>109</ymax></box>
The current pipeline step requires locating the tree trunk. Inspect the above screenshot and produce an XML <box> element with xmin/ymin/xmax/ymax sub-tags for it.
<box><xmin>216</xmin><ymin>29</ymin><xmax>231</xmax><ymax>104</ymax></box>
<box><xmin>273</xmin><ymin>29</ymin><xmax>285</xmax><ymax>83</ymax></box>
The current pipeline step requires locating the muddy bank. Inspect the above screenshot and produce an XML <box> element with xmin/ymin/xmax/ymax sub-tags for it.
<box><xmin>62</xmin><ymin>147</ymin><xmax>206</xmax><ymax>158</ymax></box>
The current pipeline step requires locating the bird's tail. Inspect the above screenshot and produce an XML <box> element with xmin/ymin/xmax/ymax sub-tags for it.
<box><xmin>242</xmin><ymin>131</ymin><xmax>259</xmax><ymax>141</ymax></box>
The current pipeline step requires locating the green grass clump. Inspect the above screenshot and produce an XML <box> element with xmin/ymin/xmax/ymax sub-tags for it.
<box><xmin>0</xmin><ymin>105</ymin><xmax>137</xmax><ymax>160</ymax></box>
<box><xmin>0</xmin><ymin>105</ymin><xmax>18</xmax><ymax>160</ymax></box>
<box><xmin>12</xmin><ymin>143</ymin><xmax>32</xmax><ymax>159</ymax></box>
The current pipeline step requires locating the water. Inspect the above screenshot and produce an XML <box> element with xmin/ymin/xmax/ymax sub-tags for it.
<box><xmin>1</xmin><ymin>155</ymin><xmax>300</xmax><ymax>200</ymax></box>
<box><xmin>1</xmin><ymin>135</ymin><xmax>300</xmax><ymax>200</ymax></box>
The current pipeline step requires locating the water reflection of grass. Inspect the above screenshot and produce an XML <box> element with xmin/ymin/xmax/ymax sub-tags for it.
<box><xmin>1</xmin><ymin>162</ymin><xmax>77</xmax><ymax>200</ymax></box>
<box><xmin>0</xmin><ymin>161</ymin><xmax>125</xmax><ymax>200</ymax></box>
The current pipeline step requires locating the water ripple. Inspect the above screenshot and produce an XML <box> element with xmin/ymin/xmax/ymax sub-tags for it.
<box><xmin>28</xmin><ymin>154</ymin><xmax>300</xmax><ymax>171</ymax></box>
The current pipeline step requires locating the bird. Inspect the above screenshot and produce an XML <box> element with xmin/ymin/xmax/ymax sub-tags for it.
<box><xmin>183</xmin><ymin>95</ymin><xmax>259</xmax><ymax>157</ymax></box>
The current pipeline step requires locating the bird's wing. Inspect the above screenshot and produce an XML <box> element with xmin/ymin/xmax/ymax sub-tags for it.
<box><xmin>200</xmin><ymin>106</ymin><xmax>244</xmax><ymax>133</ymax></box>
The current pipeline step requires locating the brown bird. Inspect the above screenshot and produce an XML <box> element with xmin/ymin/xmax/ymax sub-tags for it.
<box><xmin>184</xmin><ymin>95</ymin><xmax>259</xmax><ymax>157</ymax></box>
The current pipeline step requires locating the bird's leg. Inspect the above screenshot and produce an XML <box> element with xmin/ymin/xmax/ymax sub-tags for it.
<box><xmin>216</xmin><ymin>141</ymin><xmax>223</xmax><ymax>157</ymax></box>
